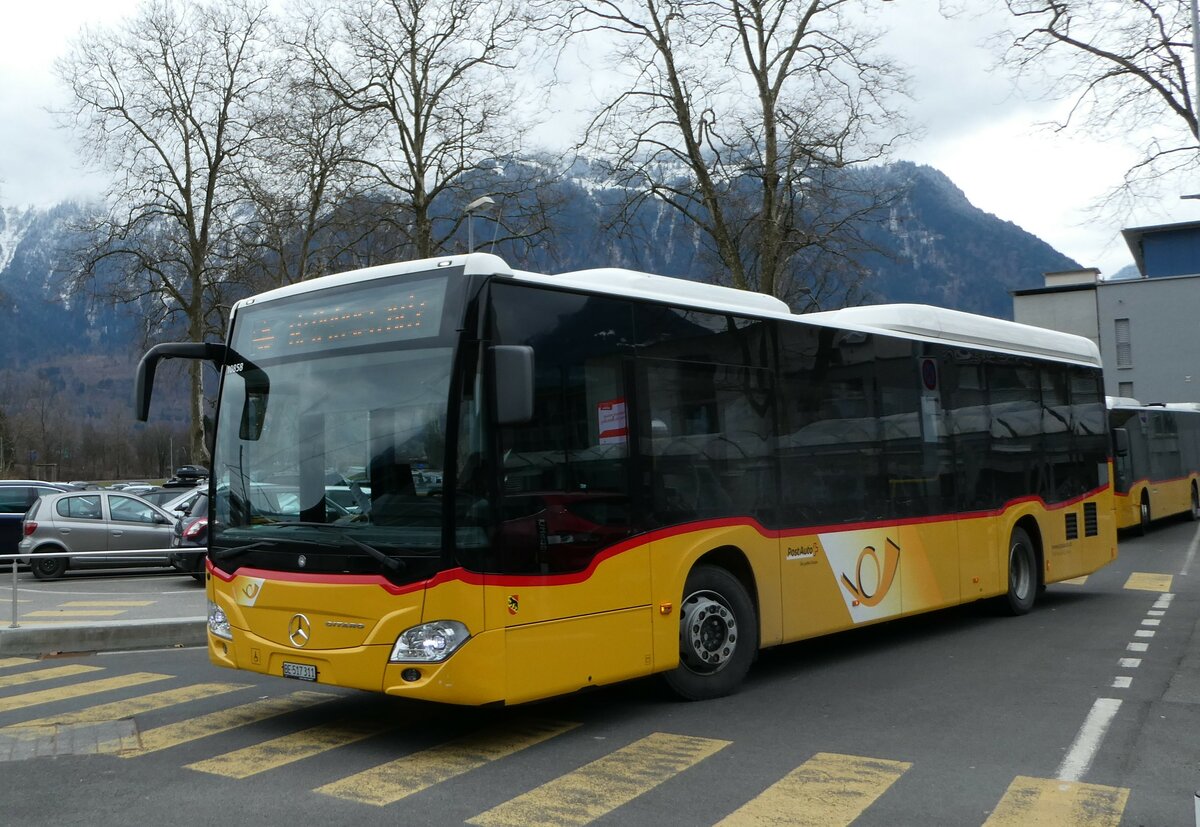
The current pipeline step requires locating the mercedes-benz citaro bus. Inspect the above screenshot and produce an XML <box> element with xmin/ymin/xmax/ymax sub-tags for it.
<box><xmin>135</xmin><ymin>253</ymin><xmax>1117</xmax><ymax>705</ymax></box>
<box><xmin>1108</xmin><ymin>399</ymin><xmax>1200</xmax><ymax>533</ymax></box>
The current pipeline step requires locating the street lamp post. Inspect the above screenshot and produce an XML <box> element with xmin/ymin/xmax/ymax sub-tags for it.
<box><xmin>464</xmin><ymin>196</ymin><xmax>496</xmax><ymax>253</ymax></box>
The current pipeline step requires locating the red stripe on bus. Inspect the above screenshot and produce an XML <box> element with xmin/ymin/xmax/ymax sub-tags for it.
<box><xmin>208</xmin><ymin>483</ymin><xmax>1110</xmax><ymax>592</ymax></box>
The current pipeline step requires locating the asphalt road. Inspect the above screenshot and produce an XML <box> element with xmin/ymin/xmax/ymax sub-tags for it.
<box><xmin>1</xmin><ymin>519</ymin><xmax>1198</xmax><ymax>826</ymax></box>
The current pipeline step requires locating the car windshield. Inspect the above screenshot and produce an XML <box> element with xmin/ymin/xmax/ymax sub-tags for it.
<box><xmin>210</xmin><ymin>272</ymin><xmax>467</xmax><ymax>583</ymax></box>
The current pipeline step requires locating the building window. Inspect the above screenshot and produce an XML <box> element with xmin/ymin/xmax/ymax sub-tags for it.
<box><xmin>1119</xmin><ymin>381</ymin><xmax>1134</xmax><ymax>399</ymax></box>
<box><xmin>1115</xmin><ymin>318</ymin><xmax>1132</xmax><ymax>367</ymax></box>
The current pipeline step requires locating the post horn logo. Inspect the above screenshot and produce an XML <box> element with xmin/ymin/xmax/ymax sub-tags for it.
<box><xmin>288</xmin><ymin>613</ymin><xmax>311</xmax><ymax>647</ymax></box>
<box><xmin>841</xmin><ymin>538</ymin><xmax>901</xmax><ymax>607</ymax></box>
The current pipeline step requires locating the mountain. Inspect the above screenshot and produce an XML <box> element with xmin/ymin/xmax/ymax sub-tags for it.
<box><xmin>0</xmin><ymin>161</ymin><xmax>1077</xmax><ymax>422</ymax></box>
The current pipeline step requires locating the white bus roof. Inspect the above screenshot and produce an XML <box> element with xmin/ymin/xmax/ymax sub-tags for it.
<box><xmin>232</xmin><ymin>253</ymin><xmax>1102</xmax><ymax>367</ymax></box>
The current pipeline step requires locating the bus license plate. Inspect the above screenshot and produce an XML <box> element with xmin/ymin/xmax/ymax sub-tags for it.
<box><xmin>282</xmin><ymin>662</ymin><xmax>317</xmax><ymax>682</ymax></box>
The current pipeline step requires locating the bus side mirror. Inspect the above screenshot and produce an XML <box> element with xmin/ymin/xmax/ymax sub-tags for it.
<box><xmin>490</xmin><ymin>345</ymin><xmax>534</xmax><ymax>425</ymax></box>
<box><xmin>1113</xmin><ymin>428</ymin><xmax>1129</xmax><ymax>456</ymax></box>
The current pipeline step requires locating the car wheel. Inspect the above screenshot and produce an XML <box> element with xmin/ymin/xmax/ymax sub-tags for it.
<box><xmin>31</xmin><ymin>550</ymin><xmax>68</xmax><ymax>581</ymax></box>
<box><xmin>663</xmin><ymin>564</ymin><xmax>758</xmax><ymax>701</ymax></box>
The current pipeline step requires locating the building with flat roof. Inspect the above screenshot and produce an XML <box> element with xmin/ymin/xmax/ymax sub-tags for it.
<box><xmin>1011</xmin><ymin>221</ymin><xmax>1200</xmax><ymax>403</ymax></box>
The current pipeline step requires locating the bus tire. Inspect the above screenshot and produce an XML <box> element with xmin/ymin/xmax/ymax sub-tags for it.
<box><xmin>664</xmin><ymin>564</ymin><xmax>758</xmax><ymax>701</ymax></box>
<box><xmin>31</xmin><ymin>549</ymin><xmax>67</xmax><ymax>581</ymax></box>
<box><xmin>1190</xmin><ymin>484</ymin><xmax>1199</xmax><ymax>522</ymax></box>
<box><xmin>1136</xmin><ymin>492</ymin><xmax>1151</xmax><ymax>536</ymax></box>
<box><xmin>1004</xmin><ymin>527</ymin><xmax>1037</xmax><ymax>616</ymax></box>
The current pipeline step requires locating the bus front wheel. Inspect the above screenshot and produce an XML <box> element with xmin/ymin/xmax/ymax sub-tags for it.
<box><xmin>1136</xmin><ymin>493</ymin><xmax>1151</xmax><ymax>535</ymax></box>
<box><xmin>664</xmin><ymin>564</ymin><xmax>757</xmax><ymax>701</ymax></box>
<box><xmin>1004</xmin><ymin>527</ymin><xmax>1037</xmax><ymax>616</ymax></box>
<box><xmin>1190</xmin><ymin>485</ymin><xmax>1199</xmax><ymax>522</ymax></box>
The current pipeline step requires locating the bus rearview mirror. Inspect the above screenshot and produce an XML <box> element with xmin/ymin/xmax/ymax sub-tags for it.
<box><xmin>1113</xmin><ymin>428</ymin><xmax>1129</xmax><ymax>456</ymax></box>
<box><xmin>490</xmin><ymin>345</ymin><xmax>534</xmax><ymax>425</ymax></box>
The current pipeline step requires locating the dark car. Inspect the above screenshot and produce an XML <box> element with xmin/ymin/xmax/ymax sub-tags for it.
<box><xmin>163</xmin><ymin>464</ymin><xmax>209</xmax><ymax>489</ymax></box>
<box><xmin>0</xmin><ymin>481</ymin><xmax>71</xmax><ymax>564</ymax></box>
<box><xmin>169</xmin><ymin>492</ymin><xmax>208</xmax><ymax>582</ymax></box>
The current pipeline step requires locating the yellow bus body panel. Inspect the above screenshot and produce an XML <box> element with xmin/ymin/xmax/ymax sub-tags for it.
<box><xmin>206</xmin><ymin>487</ymin><xmax>1115</xmax><ymax>705</ymax></box>
<box><xmin>1115</xmin><ymin>475</ymin><xmax>1197</xmax><ymax>529</ymax></box>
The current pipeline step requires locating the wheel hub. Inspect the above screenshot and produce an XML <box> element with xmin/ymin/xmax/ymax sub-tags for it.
<box><xmin>679</xmin><ymin>590</ymin><xmax>737</xmax><ymax>674</ymax></box>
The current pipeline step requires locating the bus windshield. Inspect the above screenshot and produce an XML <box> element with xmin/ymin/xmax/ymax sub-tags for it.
<box><xmin>210</xmin><ymin>273</ymin><xmax>468</xmax><ymax>583</ymax></box>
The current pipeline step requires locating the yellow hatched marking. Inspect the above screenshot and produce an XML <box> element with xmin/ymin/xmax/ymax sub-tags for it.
<box><xmin>0</xmin><ymin>663</ymin><xmax>103</xmax><ymax>689</ymax></box>
<box><xmin>0</xmin><ymin>672</ymin><xmax>171</xmax><ymax>713</ymax></box>
<box><xmin>716</xmin><ymin>752</ymin><xmax>911</xmax><ymax>826</ymax></box>
<box><xmin>984</xmin><ymin>775</ymin><xmax>1128</xmax><ymax>826</ymax></box>
<box><xmin>185</xmin><ymin>716</ymin><xmax>392</xmax><ymax>778</ymax></box>
<box><xmin>59</xmin><ymin>601</ymin><xmax>156</xmax><ymax>607</ymax></box>
<box><xmin>0</xmin><ymin>658</ymin><xmax>37</xmax><ymax>670</ymax></box>
<box><xmin>1059</xmin><ymin>576</ymin><xmax>1088</xmax><ymax>585</ymax></box>
<box><xmin>12</xmin><ymin>683</ymin><xmax>248</xmax><ymax>732</ymax></box>
<box><xmin>468</xmin><ymin>732</ymin><xmax>729</xmax><ymax>827</ymax></box>
<box><xmin>23</xmin><ymin>610</ymin><xmax>127</xmax><ymax>617</ymax></box>
<box><xmin>319</xmin><ymin>719</ymin><xmax>580</xmax><ymax>806</ymax></box>
<box><xmin>119</xmin><ymin>690</ymin><xmax>336</xmax><ymax>756</ymax></box>
<box><xmin>1124</xmin><ymin>573</ymin><xmax>1173</xmax><ymax>592</ymax></box>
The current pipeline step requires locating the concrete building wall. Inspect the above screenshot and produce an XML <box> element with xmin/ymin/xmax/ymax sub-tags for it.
<box><xmin>1013</xmin><ymin>288</ymin><xmax>1099</xmax><ymax>351</ymax></box>
<box><xmin>1096</xmin><ymin>276</ymin><xmax>1200</xmax><ymax>404</ymax></box>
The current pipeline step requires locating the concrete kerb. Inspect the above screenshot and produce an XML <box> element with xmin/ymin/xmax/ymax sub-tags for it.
<box><xmin>0</xmin><ymin>617</ymin><xmax>207</xmax><ymax>657</ymax></box>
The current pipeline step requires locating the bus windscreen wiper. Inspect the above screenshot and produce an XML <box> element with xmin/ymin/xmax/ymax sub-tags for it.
<box><xmin>210</xmin><ymin>536</ymin><xmax>324</xmax><ymax>561</ymax></box>
<box><xmin>211</xmin><ymin>540</ymin><xmax>280</xmax><ymax>562</ymax></box>
<box><xmin>249</xmin><ymin>522</ymin><xmax>407</xmax><ymax>574</ymax></box>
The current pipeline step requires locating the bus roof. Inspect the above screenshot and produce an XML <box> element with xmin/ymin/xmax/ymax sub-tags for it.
<box><xmin>233</xmin><ymin>253</ymin><xmax>1102</xmax><ymax>368</ymax></box>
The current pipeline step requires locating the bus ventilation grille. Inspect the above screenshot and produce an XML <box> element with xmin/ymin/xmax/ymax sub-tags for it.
<box><xmin>1083</xmin><ymin>502</ymin><xmax>1099</xmax><ymax>537</ymax></box>
<box><xmin>1065</xmin><ymin>512</ymin><xmax>1079</xmax><ymax>541</ymax></box>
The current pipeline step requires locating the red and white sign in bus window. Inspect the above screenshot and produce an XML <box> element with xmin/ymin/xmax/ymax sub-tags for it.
<box><xmin>597</xmin><ymin>398</ymin><xmax>628</xmax><ymax>445</ymax></box>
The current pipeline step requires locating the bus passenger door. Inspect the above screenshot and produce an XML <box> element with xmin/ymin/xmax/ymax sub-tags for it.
<box><xmin>484</xmin><ymin>283</ymin><xmax>652</xmax><ymax>703</ymax></box>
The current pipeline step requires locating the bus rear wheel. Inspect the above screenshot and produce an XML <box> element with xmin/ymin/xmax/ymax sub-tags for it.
<box><xmin>1136</xmin><ymin>493</ymin><xmax>1151</xmax><ymax>535</ymax></box>
<box><xmin>1190</xmin><ymin>485</ymin><xmax>1199</xmax><ymax>522</ymax></box>
<box><xmin>1004</xmin><ymin>527</ymin><xmax>1037</xmax><ymax>616</ymax></box>
<box><xmin>664</xmin><ymin>564</ymin><xmax>757</xmax><ymax>701</ymax></box>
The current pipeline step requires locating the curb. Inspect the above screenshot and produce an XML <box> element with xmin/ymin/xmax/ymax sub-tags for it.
<box><xmin>0</xmin><ymin>617</ymin><xmax>208</xmax><ymax>657</ymax></box>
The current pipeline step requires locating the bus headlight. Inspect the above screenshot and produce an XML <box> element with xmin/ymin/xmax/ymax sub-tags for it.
<box><xmin>208</xmin><ymin>600</ymin><xmax>233</xmax><ymax>640</ymax></box>
<box><xmin>389</xmin><ymin>620</ymin><xmax>470</xmax><ymax>663</ymax></box>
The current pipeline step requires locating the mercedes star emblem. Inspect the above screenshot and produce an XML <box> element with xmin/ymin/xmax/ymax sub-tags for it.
<box><xmin>297</xmin><ymin>554</ymin><xmax>307</xmax><ymax>568</ymax></box>
<box><xmin>288</xmin><ymin>613</ymin><xmax>311</xmax><ymax>648</ymax></box>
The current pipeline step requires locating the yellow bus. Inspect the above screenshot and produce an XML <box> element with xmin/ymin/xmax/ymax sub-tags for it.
<box><xmin>136</xmin><ymin>253</ymin><xmax>1116</xmax><ymax>705</ymax></box>
<box><xmin>1109</xmin><ymin>401</ymin><xmax>1200</xmax><ymax>532</ymax></box>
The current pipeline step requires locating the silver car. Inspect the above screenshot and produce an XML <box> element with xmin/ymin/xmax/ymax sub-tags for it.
<box><xmin>18</xmin><ymin>490</ymin><xmax>177</xmax><ymax>580</ymax></box>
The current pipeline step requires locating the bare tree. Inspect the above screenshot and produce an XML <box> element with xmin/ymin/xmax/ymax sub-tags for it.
<box><xmin>1000</xmin><ymin>0</ymin><xmax>1200</xmax><ymax>201</ymax></box>
<box><xmin>56</xmin><ymin>0</ymin><xmax>275</xmax><ymax>461</ymax></box>
<box><xmin>298</xmin><ymin>0</ymin><xmax>556</xmax><ymax>259</ymax></box>
<box><xmin>554</xmin><ymin>0</ymin><xmax>909</xmax><ymax>309</ymax></box>
<box><xmin>230</xmin><ymin>52</ymin><xmax>378</xmax><ymax>292</ymax></box>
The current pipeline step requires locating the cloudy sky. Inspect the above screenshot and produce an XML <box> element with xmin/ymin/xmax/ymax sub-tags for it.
<box><xmin>2</xmin><ymin>0</ymin><xmax>1196</xmax><ymax>278</ymax></box>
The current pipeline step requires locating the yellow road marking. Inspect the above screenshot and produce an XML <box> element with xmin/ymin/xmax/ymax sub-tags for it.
<box><xmin>11</xmin><ymin>683</ymin><xmax>248</xmax><ymax>732</ymax></box>
<box><xmin>468</xmin><ymin>732</ymin><xmax>730</xmax><ymax>827</ymax></box>
<box><xmin>1124</xmin><ymin>573</ymin><xmax>1173</xmax><ymax>592</ymax></box>
<box><xmin>716</xmin><ymin>752</ymin><xmax>912</xmax><ymax>826</ymax></box>
<box><xmin>119</xmin><ymin>690</ymin><xmax>336</xmax><ymax>756</ymax></box>
<box><xmin>0</xmin><ymin>658</ymin><xmax>37</xmax><ymax>670</ymax></box>
<box><xmin>23</xmin><ymin>610</ymin><xmax>127</xmax><ymax>617</ymax></box>
<box><xmin>984</xmin><ymin>775</ymin><xmax>1128</xmax><ymax>826</ymax></box>
<box><xmin>319</xmin><ymin>719</ymin><xmax>580</xmax><ymax>806</ymax></box>
<box><xmin>0</xmin><ymin>663</ymin><xmax>103</xmax><ymax>689</ymax></box>
<box><xmin>1059</xmin><ymin>576</ymin><xmax>1088</xmax><ymax>585</ymax></box>
<box><xmin>185</xmin><ymin>716</ymin><xmax>393</xmax><ymax>778</ymax></box>
<box><xmin>0</xmin><ymin>672</ymin><xmax>171</xmax><ymax>713</ymax></box>
<box><xmin>59</xmin><ymin>601</ymin><xmax>156</xmax><ymax>607</ymax></box>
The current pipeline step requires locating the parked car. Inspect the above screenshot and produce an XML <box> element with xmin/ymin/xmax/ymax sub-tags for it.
<box><xmin>142</xmin><ymin>486</ymin><xmax>204</xmax><ymax>512</ymax></box>
<box><xmin>169</xmin><ymin>492</ymin><xmax>208</xmax><ymax>582</ymax></box>
<box><xmin>163</xmin><ymin>465</ymin><xmax>209</xmax><ymax>489</ymax></box>
<box><xmin>19</xmin><ymin>489</ymin><xmax>178</xmax><ymax>580</ymax></box>
<box><xmin>0</xmin><ymin>481</ymin><xmax>71</xmax><ymax>563</ymax></box>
